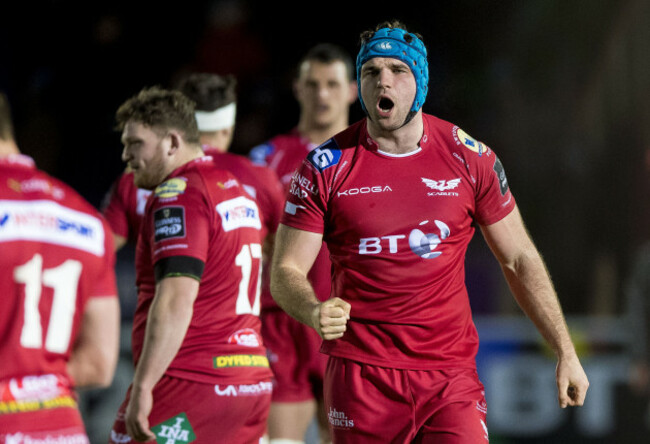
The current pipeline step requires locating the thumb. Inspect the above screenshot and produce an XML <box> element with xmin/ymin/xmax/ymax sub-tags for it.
<box><xmin>557</xmin><ymin>380</ymin><xmax>570</xmax><ymax>408</ymax></box>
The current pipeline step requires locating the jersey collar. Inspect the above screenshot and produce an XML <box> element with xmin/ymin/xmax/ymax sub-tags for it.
<box><xmin>0</xmin><ymin>154</ymin><xmax>36</xmax><ymax>169</ymax></box>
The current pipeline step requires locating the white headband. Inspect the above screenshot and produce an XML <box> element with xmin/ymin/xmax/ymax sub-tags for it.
<box><xmin>195</xmin><ymin>102</ymin><xmax>237</xmax><ymax>132</ymax></box>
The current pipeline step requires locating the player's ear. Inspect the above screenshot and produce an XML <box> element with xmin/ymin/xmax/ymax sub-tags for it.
<box><xmin>167</xmin><ymin>130</ymin><xmax>182</xmax><ymax>155</ymax></box>
<box><xmin>348</xmin><ymin>81</ymin><xmax>358</xmax><ymax>105</ymax></box>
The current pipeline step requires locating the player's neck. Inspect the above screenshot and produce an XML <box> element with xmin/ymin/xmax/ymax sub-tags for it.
<box><xmin>0</xmin><ymin>140</ymin><xmax>20</xmax><ymax>157</ymax></box>
<box><xmin>367</xmin><ymin>114</ymin><xmax>424</xmax><ymax>155</ymax></box>
<box><xmin>170</xmin><ymin>145</ymin><xmax>205</xmax><ymax>173</ymax></box>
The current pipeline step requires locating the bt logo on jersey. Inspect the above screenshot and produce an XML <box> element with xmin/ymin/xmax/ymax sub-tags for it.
<box><xmin>359</xmin><ymin>220</ymin><xmax>450</xmax><ymax>259</ymax></box>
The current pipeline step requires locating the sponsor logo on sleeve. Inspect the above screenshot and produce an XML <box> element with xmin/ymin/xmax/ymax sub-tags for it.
<box><xmin>216</xmin><ymin>196</ymin><xmax>261</xmax><ymax>231</ymax></box>
<box><xmin>307</xmin><ymin>140</ymin><xmax>341</xmax><ymax>172</ymax></box>
<box><xmin>492</xmin><ymin>156</ymin><xmax>509</xmax><ymax>195</ymax></box>
<box><xmin>151</xmin><ymin>412</ymin><xmax>196</xmax><ymax>444</ymax></box>
<box><xmin>153</xmin><ymin>207</ymin><xmax>186</xmax><ymax>242</ymax></box>
<box><xmin>289</xmin><ymin>171</ymin><xmax>318</xmax><ymax>198</ymax></box>
<box><xmin>248</xmin><ymin>142</ymin><xmax>274</xmax><ymax>166</ymax></box>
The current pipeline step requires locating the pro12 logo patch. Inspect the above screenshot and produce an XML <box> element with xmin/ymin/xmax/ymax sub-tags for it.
<box><xmin>492</xmin><ymin>157</ymin><xmax>509</xmax><ymax>195</ymax></box>
<box><xmin>154</xmin><ymin>206</ymin><xmax>186</xmax><ymax>242</ymax></box>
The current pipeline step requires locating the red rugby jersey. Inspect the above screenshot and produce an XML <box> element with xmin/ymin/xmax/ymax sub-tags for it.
<box><xmin>101</xmin><ymin>147</ymin><xmax>282</xmax><ymax>244</ymax></box>
<box><xmin>101</xmin><ymin>170</ymin><xmax>151</xmax><ymax>244</ymax></box>
<box><xmin>281</xmin><ymin>115</ymin><xmax>516</xmax><ymax>370</ymax></box>
<box><xmin>0</xmin><ymin>154</ymin><xmax>117</xmax><ymax>399</ymax></box>
<box><xmin>133</xmin><ymin>156</ymin><xmax>272</xmax><ymax>384</ymax></box>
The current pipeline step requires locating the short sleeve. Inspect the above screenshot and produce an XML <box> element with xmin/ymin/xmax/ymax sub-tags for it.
<box><xmin>473</xmin><ymin>151</ymin><xmax>516</xmax><ymax>226</ymax></box>
<box><xmin>101</xmin><ymin>175</ymin><xmax>130</xmax><ymax>239</ymax></box>
<box><xmin>149</xmin><ymin>180</ymin><xmax>212</xmax><ymax>266</ymax></box>
<box><xmin>89</xmin><ymin>218</ymin><xmax>118</xmax><ymax>298</ymax></box>
<box><xmin>280</xmin><ymin>156</ymin><xmax>329</xmax><ymax>234</ymax></box>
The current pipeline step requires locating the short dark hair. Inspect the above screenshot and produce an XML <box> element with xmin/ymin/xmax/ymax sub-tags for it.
<box><xmin>0</xmin><ymin>92</ymin><xmax>15</xmax><ymax>142</ymax></box>
<box><xmin>175</xmin><ymin>73</ymin><xmax>237</xmax><ymax>112</ymax></box>
<box><xmin>359</xmin><ymin>20</ymin><xmax>423</xmax><ymax>46</ymax></box>
<box><xmin>115</xmin><ymin>86</ymin><xmax>200</xmax><ymax>145</ymax></box>
<box><xmin>298</xmin><ymin>43</ymin><xmax>355</xmax><ymax>81</ymax></box>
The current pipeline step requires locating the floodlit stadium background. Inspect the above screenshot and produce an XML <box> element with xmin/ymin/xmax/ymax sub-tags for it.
<box><xmin>2</xmin><ymin>1</ymin><xmax>649</xmax><ymax>443</ymax></box>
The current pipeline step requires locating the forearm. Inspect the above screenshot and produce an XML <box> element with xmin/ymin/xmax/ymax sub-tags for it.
<box><xmin>271</xmin><ymin>263</ymin><xmax>320</xmax><ymax>329</ymax></box>
<box><xmin>68</xmin><ymin>343</ymin><xmax>117</xmax><ymax>388</ymax></box>
<box><xmin>133</xmin><ymin>287</ymin><xmax>194</xmax><ymax>392</ymax></box>
<box><xmin>67</xmin><ymin>297</ymin><xmax>120</xmax><ymax>388</ymax></box>
<box><xmin>503</xmin><ymin>248</ymin><xmax>576</xmax><ymax>358</ymax></box>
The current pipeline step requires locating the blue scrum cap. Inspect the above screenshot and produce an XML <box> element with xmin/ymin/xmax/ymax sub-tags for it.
<box><xmin>356</xmin><ymin>27</ymin><xmax>429</xmax><ymax>114</ymax></box>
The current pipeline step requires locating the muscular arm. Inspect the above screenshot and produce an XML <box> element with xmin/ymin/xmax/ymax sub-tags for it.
<box><xmin>126</xmin><ymin>275</ymin><xmax>199</xmax><ymax>441</ymax></box>
<box><xmin>67</xmin><ymin>297</ymin><xmax>120</xmax><ymax>388</ymax></box>
<box><xmin>480</xmin><ymin>205</ymin><xmax>589</xmax><ymax>407</ymax></box>
<box><xmin>270</xmin><ymin>224</ymin><xmax>350</xmax><ymax>339</ymax></box>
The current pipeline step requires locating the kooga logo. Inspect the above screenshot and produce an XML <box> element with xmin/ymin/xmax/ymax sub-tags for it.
<box><xmin>337</xmin><ymin>185</ymin><xmax>392</xmax><ymax>197</ymax></box>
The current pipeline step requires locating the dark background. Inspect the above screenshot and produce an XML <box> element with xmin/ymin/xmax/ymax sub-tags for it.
<box><xmin>2</xmin><ymin>1</ymin><xmax>650</xmax><ymax>442</ymax></box>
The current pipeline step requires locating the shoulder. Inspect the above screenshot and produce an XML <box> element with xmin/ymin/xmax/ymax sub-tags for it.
<box><xmin>423</xmin><ymin>113</ymin><xmax>495</xmax><ymax>163</ymax></box>
<box><xmin>248</xmin><ymin>130</ymin><xmax>301</xmax><ymax>165</ymax></box>
<box><xmin>42</xmin><ymin>172</ymin><xmax>104</xmax><ymax>219</ymax></box>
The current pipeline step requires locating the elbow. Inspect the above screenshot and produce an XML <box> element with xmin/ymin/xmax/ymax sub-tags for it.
<box><xmin>93</xmin><ymin>367</ymin><xmax>116</xmax><ymax>389</ymax></box>
<box><xmin>69</xmin><ymin>347</ymin><xmax>119</xmax><ymax>389</ymax></box>
<box><xmin>89</xmin><ymin>352</ymin><xmax>119</xmax><ymax>388</ymax></box>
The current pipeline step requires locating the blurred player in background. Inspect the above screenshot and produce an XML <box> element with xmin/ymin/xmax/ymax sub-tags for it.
<box><xmin>175</xmin><ymin>72</ymin><xmax>284</xmax><ymax>258</ymax></box>
<box><xmin>102</xmin><ymin>73</ymin><xmax>283</xmax><ymax>252</ymax></box>
<box><xmin>0</xmin><ymin>91</ymin><xmax>120</xmax><ymax>443</ymax></box>
<box><xmin>248</xmin><ymin>43</ymin><xmax>357</xmax><ymax>444</ymax></box>
<box><xmin>108</xmin><ymin>87</ymin><xmax>272</xmax><ymax>443</ymax></box>
<box><xmin>271</xmin><ymin>20</ymin><xmax>589</xmax><ymax>443</ymax></box>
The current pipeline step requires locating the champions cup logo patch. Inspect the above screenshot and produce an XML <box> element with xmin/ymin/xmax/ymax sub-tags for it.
<box><xmin>307</xmin><ymin>140</ymin><xmax>341</xmax><ymax>172</ymax></box>
<box><xmin>216</xmin><ymin>196</ymin><xmax>261</xmax><ymax>232</ymax></box>
<box><xmin>154</xmin><ymin>207</ymin><xmax>186</xmax><ymax>242</ymax></box>
<box><xmin>453</xmin><ymin>127</ymin><xmax>487</xmax><ymax>156</ymax></box>
<box><xmin>154</xmin><ymin>178</ymin><xmax>187</xmax><ymax>199</ymax></box>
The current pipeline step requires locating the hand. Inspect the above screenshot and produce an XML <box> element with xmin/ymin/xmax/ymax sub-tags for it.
<box><xmin>556</xmin><ymin>354</ymin><xmax>589</xmax><ymax>408</ymax></box>
<box><xmin>125</xmin><ymin>386</ymin><xmax>156</xmax><ymax>442</ymax></box>
<box><xmin>312</xmin><ymin>297</ymin><xmax>351</xmax><ymax>340</ymax></box>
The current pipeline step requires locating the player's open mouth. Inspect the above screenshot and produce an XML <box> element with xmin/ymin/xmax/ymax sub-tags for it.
<box><xmin>378</xmin><ymin>97</ymin><xmax>394</xmax><ymax>113</ymax></box>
